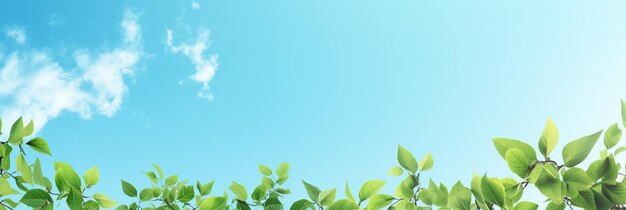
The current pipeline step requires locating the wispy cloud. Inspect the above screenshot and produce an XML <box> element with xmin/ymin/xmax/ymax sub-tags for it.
<box><xmin>0</xmin><ymin>10</ymin><xmax>143</xmax><ymax>134</ymax></box>
<box><xmin>5</xmin><ymin>26</ymin><xmax>26</xmax><ymax>44</ymax></box>
<box><xmin>192</xmin><ymin>1</ymin><xmax>201</xmax><ymax>10</ymax></box>
<box><xmin>47</xmin><ymin>14</ymin><xmax>66</xmax><ymax>27</ymax></box>
<box><xmin>166</xmin><ymin>29</ymin><xmax>218</xmax><ymax>100</ymax></box>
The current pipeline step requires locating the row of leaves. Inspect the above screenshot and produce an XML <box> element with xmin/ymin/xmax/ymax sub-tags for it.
<box><xmin>1</xmin><ymin>101</ymin><xmax>626</xmax><ymax>209</ymax></box>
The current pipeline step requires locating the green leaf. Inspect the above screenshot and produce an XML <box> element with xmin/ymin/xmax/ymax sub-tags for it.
<box><xmin>32</xmin><ymin>159</ymin><xmax>44</xmax><ymax>187</ymax></box>
<box><xmin>344</xmin><ymin>182</ymin><xmax>355</xmax><ymax>202</ymax></box>
<box><xmin>513</xmin><ymin>201</ymin><xmax>538</xmax><ymax>210</ymax></box>
<box><xmin>236</xmin><ymin>200</ymin><xmax>251</xmax><ymax>210</ymax></box>
<box><xmin>327</xmin><ymin>199</ymin><xmax>358</xmax><ymax>210</ymax></box>
<box><xmin>16</xmin><ymin>153</ymin><xmax>32</xmax><ymax>184</ymax></box>
<box><xmin>505</xmin><ymin>148</ymin><xmax>531</xmax><ymax>178</ymax></box>
<box><xmin>366</xmin><ymin>194</ymin><xmax>395</xmax><ymax>210</ymax></box>
<box><xmin>67</xmin><ymin>189</ymin><xmax>83</xmax><ymax>210</ymax></box>
<box><xmin>562</xmin><ymin>167</ymin><xmax>593</xmax><ymax>193</ymax></box>
<box><xmin>8</xmin><ymin>117</ymin><xmax>24</xmax><ymax>145</ymax></box>
<box><xmin>54</xmin><ymin>161</ymin><xmax>81</xmax><ymax>190</ymax></box>
<box><xmin>1</xmin><ymin>146</ymin><xmax>10</xmax><ymax>170</ymax></box>
<box><xmin>492</xmin><ymin>138</ymin><xmax>537</xmax><ymax>161</ymax></box>
<box><xmin>358</xmin><ymin>180</ymin><xmax>385</xmax><ymax>203</ymax></box>
<box><xmin>139</xmin><ymin>188</ymin><xmax>153</xmax><ymax>201</ymax></box>
<box><xmin>318</xmin><ymin>188</ymin><xmax>336</xmax><ymax>206</ymax></box>
<box><xmin>480</xmin><ymin>175</ymin><xmax>505</xmax><ymax>207</ymax></box>
<box><xmin>264</xmin><ymin>197</ymin><xmax>282</xmax><ymax>209</ymax></box>
<box><xmin>562</xmin><ymin>130</ymin><xmax>602</xmax><ymax>167</ymax></box>
<box><xmin>82</xmin><ymin>200</ymin><xmax>99</xmax><ymax>210</ymax></box>
<box><xmin>604</xmin><ymin>123</ymin><xmax>622</xmax><ymax>150</ymax></box>
<box><xmin>165</xmin><ymin>175</ymin><xmax>178</xmax><ymax>185</ymax></box>
<box><xmin>83</xmin><ymin>166</ymin><xmax>99</xmax><ymax>188</ymax></box>
<box><xmin>538</xmin><ymin>118</ymin><xmax>559</xmax><ymax>158</ymax></box>
<box><xmin>229</xmin><ymin>181</ymin><xmax>248</xmax><ymax>201</ymax></box>
<box><xmin>586</xmin><ymin>158</ymin><xmax>609</xmax><ymax>181</ymax></box>
<box><xmin>601</xmin><ymin>155</ymin><xmax>619</xmax><ymax>184</ymax></box>
<box><xmin>258</xmin><ymin>164</ymin><xmax>272</xmax><ymax>176</ymax></box>
<box><xmin>569</xmin><ymin>189</ymin><xmax>596</xmax><ymax>209</ymax></box>
<box><xmin>23</xmin><ymin>120</ymin><xmax>34</xmax><ymax>137</ymax></box>
<box><xmin>302</xmin><ymin>180</ymin><xmax>321</xmax><ymax>203</ymax></box>
<box><xmin>545</xmin><ymin>201</ymin><xmax>565</xmax><ymax>210</ymax></box>
<box><xmin>397</xmin><ymin>145</ymin><xmax>418</xmax><ymax>173</ymax></box>
<box><xmin>198</xmin><ymin>181</ymin><xmax>214</xmax><ymax>196</ymax></box>
<box><xmin>601</xmin><ymin>183</ymin><xmax>626</xmax><ymax>204</ymax></box>
<box><xmin>276</xmin><ymin>162</ymin><xmax>290</xmax><ymax>177</ymax></box>
<box><xmin>394</xmin><ymin>177</ymin><xmax>414</xmax><ymax>199</ymax></box>
<box><xmin>419</xmin><ymin>152</ymin><xmax>434</xmax><ymax>171</ymax></box>
<box><xmin>621</xmin><ymin>99</ymin><xmax>626</xmax><ymax>127</ymax></box>
<box><xmin>177</xmin><ymin>185</ymin><xmax>194</xmax><ymax>203</ymax></box>
<box><xmin>152</xmin><ymin>163</ymin><xmax>164</xmax><ymax>179</ymax></box>
<box><xmin>448</xmin><ymin>181</ymin><xmax>471</xmax><ymax>210</ymax></box>
<box><xmin>93</xmin><ymin>193</ymin><xmax>117</xmax><ymax>208</ymax></box>
<box><xmin>121</xmin><ymin>180</ymin><xmax>137</xmax><ymax>197</ymax></box>
<box><xmin>200</xmin><ymin>196</ymin><xmax>227</xmax><ymax>210</ymax></box>
<box><xmin>277</xmin><ymin>174</ymin><xmax>289</xmax><ymax>185</ymax></box>
<box><xmin>19</xmin><ymin>189</ymin><xmax>52</xmax><ymax>208</ymax></box>
<box><xmin>289</xmin><ymin>199</ymin><xmax>314</xmax><ymax>210</ymax></box>
<box><xmin>387</xmin><ymin>166</ymin><xmax>403</xmax><ymax>176</ymax></box>
<box><xmin>0</xmin><ymin>177</ymin><xmax>11</xmax><ymax>195</ymax></box>
<box><xmin>535</xmin><ymin>165</ymin><xmax>563</xmax><ymax>203</ymax></box>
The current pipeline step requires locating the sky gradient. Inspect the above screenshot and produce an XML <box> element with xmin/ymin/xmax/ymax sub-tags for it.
<box><xmin>1</xmin><ymin>0</ymin><xmax>626</xmax><ymax>208</ymax></box>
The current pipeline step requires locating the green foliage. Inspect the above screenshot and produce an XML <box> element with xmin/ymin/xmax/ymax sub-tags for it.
<box><xmin>538</xmin><ymin>118</ymin><xmax>559</xmax><ymax>158</ymax></box>
<box><xmin>397</xmin><ymin>145</ymin><xmax>419</xmax><ymax>173</ymax></box>
<box><xmin>561</xmin><ymin>130</ymin><xmax>602</xmax><ymax>167</ymax></box>
<box><xmin>2</xmin><ymin>100</ymin><xmax>626</xmax><ymax>209</ymax></box>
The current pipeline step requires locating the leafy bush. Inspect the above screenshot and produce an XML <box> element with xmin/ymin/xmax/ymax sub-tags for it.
<box><xmin>1</xmin><ymin>101</ymin><xmax>626</xmax><ymax>210</ymax></box>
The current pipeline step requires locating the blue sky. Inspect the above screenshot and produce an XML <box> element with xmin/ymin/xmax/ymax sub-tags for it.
<box><xmin>1</xmin><ymin>0</ymin><xmax>626</xmax><ymax>208</ymax></box>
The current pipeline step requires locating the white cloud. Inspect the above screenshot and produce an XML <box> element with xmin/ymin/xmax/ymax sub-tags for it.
<box><xmin>166</xmin><ymin>29</ymin><xmax>218</xmax><ymax>100</ymax></box>
<box><xmin>192</xmin><ymin>1</ymin><xmax>201</xmax><ymax>10</ymax></box>
<box><xmin>48</xmin><ymin>14</ymin><xmax>66</xmax><ymax>27</ymax></box>
<box><xmin>0</xmin><ymin>10</ymin><xmax>143</xmax><ymax>134</ymax></box>
<box><xmin>6</xmin><ymin>26</ymin><xmax>26</xmax><ymax>44</ymax></box>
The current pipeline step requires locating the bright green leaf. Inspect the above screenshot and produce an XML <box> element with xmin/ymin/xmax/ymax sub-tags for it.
<box><xmin>83</xmin><ymin>166</ymin><xmax>99</xmax><ymax>188</ymax></box>
<box><xmin>562</xmin><ymin>130</ymin><xmax>602</xmax><ymax>167</ymax></box>
<box><xmin>505</xmin><ymin>148</ymin><xmax>530</xmax><ymax>178</ymax></box>
<box><xmin>19</xmin><ymin>189</ymin><xmax>52</xmax><ymax>208</ymax></box>
<box><xmin>258</xmin><ymin>164</ymin><xmax>272</xmax><ymax>176</ymax></box>
<box><xmin>200</xmin><ymin>196</ymin><xmax>227</xmax><ymax>210</ymax></box>
<box><xmin>93</xmin><ymin>193</ymin><xmax>117</xmax><ymax>208</ymax></box>
<box><xmin>419</xmin><ymin>152</ymin><xmax>434</xmax><ymax>171</ymax></box>
<box><xmin>448</xmin><ymin>181</ymin><xmax>471</xmax><ymax>210</ymax></box>
<box><xmin>229</xmin><ymin>181</ymin><xmax>248</xmax><ymax>201</ymax></box>
<box><xmin>139</xmin><ymin>188</ymin><xmax>153</xmax><ymax>201</ymax></box>
<box><xmin>538</xmin><ymin>118</ymin><xmax>559</xmax><ymax>158</ymax></box>
<box><xmin>318</xmin><ymin>188</ymin><xmax>336</xmax><ymax>206</ymax></box>
<box><xmin>387</xmin><ymin>166</ymin><xmax>403</xmax><ymax>176</ymax></box>
<box><xmin>302</xmin><ymin>181</ymin><xmax>321</xmax><ymax>203</ymax></box>
<box><xmin>480</xmin><ymin>175</ymin><xmax>505</xmax><ymax>207</ymax></box>
<box><xmin>492</xmin><ymin>138</ymin><xmax>537</xmax><ymax>161</ymax></box>
<box><xmin>604</xmin><ymin>123</ymin><xmax>622</xmax><ymax>150</ymax></box>
<box><xmin>358</xmin><ymin>180</ymin><xmax>385</xmax><ymax>203</ymax></box>
<box><xmin>344</xmin><ymin>182</ymin><xmax>355</xmax><ymax>202</ymax></box>
<box><xmin>121</xmin><ymin>180</ymin><xmax>137</xmax><ymax>197</ymax></box>
<box><xmin>16</xmin><ymin>153</ymin><xmax>32</xmax><ymax>185</ymax></box>
<box><xmin>397</xmin><ymin>145</ymin><xmax>418</xmax><ymax>173</ymax></box>
<box><xmin>366</xmin><ymin>194</ymin><xmax>395</xmax><ymax>210</ymax></box>
<box><xmin>26</xmin><ymin>137</ymin><xmax>52</xmax><ymax>155</ymax></box>
<box><xmin>276</xmin><ymin>162</ymin><xmax>290</xmax><ymax>177</ymax></box>
<box><xmin>327</xmin><ymin>199</ymin><xmax>358</xmax><ymax>210</ymax></box>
